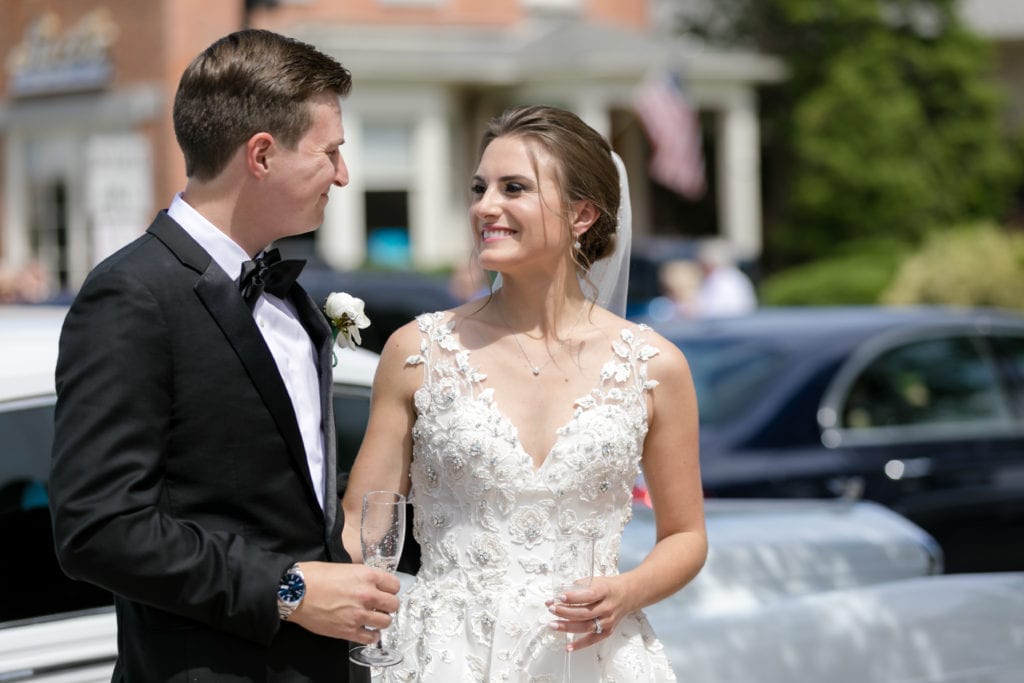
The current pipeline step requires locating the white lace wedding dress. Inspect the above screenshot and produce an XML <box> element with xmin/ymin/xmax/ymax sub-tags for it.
<box><xmin>379</xmin><ymin>312</ymin><xmax>677</xmax><ymax>682</ymax></box>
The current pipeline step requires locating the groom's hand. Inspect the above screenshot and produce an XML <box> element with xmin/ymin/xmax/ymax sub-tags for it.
<box><xmin>286</xmin><ymin>561</ymin><xmax>401</xmax><ymax>643</ymax></box>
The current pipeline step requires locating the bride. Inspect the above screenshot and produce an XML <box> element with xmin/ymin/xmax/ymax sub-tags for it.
<box><xmin>341</xmin><ymin>104</ymin><xmax>707</xmax><ymax>681</ymax></box>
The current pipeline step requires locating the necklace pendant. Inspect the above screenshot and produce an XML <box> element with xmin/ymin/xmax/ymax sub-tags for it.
<box><xmin>531</xmin><ymin>366</ymin><xmax>541</xmax><ymax>376</ymax></box>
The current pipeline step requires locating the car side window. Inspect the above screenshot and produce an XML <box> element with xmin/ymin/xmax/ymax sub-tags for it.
<box><xmin>841</xmin><ymin>336</ymin><xmax>1011</xmax><ymax>428</ymax></box>
<box><xmin>0</xmin><ymin>400</ymin><xmax>112</xmax><ymax>624</ymax></box>
<box><xmin>989</xmin><ymin>334</ymin><xmax>1024</xmax><ymax>418</ymax></box>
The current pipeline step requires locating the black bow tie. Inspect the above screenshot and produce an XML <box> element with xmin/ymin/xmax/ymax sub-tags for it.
<box><xmin>238</xmin><ymin>248</ymin><xmax>306</xmax><ymax>310</ymax></box>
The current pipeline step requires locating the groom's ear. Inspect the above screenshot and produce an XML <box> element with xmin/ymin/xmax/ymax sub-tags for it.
<box><xmin>571</xmin><ymin>201</ymin><xmax>599</xmax><ymax>234</ymax></box>
<box><xmin>246</xmin><ymin>132</ymin><xmax>275</xmax><ymax>178</ymax></box>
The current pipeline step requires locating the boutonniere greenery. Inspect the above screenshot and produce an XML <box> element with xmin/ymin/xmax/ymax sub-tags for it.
<box><xmin>325</xmin><ymin>292</ymin><xmax>371</xmax><ymax>363</ymax></box>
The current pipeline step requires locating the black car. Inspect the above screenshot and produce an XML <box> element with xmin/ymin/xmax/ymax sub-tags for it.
<box><xmin>296</xmin><ymin>264</ymin><xmax>460</xmax><ymax>354</ymax></box>
<box><xmin>645</xmin><ymin>306</ymin><xmax>1024</xmax><ymax>573</ymax></box>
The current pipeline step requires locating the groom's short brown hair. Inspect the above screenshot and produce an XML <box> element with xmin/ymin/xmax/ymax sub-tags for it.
<box><xmin>173</xmin><ymin>29</ymin><xmax>352</xmax><ymax>181</ymax></box>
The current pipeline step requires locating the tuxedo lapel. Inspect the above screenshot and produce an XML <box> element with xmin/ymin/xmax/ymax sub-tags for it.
<box><xmin>148</xmin><ymin>214</ymin><xmax>321</xmax><ymax>510</ymax></box>
<box><xmin>291</xmin><ymin>288</ymin><xmax>340</xmax><ymax>544</ymax></box>
<box><xmin>291</xmin><ymin>287</ymin><xmax>331</xmax><ymax>355</ymax></box>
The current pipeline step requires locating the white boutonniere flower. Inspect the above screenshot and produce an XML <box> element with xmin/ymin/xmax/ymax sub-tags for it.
<box><xmin>325</xmin><ymin>292</ymin><xmax>371</xmax><ymax>355</ymax></box>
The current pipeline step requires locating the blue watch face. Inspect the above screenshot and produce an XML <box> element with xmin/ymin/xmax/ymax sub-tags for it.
<box><xmin>279</xmin><ymin>571</ymin><xmax>305</xmax><ymax>603</ymax></box>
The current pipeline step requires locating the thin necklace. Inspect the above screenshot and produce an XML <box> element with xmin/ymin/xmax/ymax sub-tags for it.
<box><xmin>497</xmin><ymin>298</ymin><xmax>587</xmax><ymax>377</ymax></box>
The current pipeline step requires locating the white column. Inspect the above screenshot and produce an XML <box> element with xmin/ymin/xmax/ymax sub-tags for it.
<box><xmin>410</xmin><ymin>108</ymin><xmax>453</xmax><ymax>268</ymax></box>
<box><xmin>65</xmin><ymin>133</ymin><xmax>93</xmax><ymax>287</ymax></box>
<box><xmin>716</xmin><ymin>91</ymin><xmax>762</xmax><ymax>262</ymax></box>
<box><xmin>319</xmin><ymin>105</ymin><xmax>365</xmax><ymax>270</ymax></box>
<box><xmin>2</xmin><ymin>132</ymin><xmax>30</xmax><ymax>268</ymax></box>
<box><xmin>575</xmin><ymin>96</ymin><xmax>612</xmax><ymax>140</ymax></box>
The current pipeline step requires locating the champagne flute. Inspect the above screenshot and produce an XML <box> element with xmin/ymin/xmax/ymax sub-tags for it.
<box><xmin>349</xmin><ymin>490</ymin><xmax>406</xmax><ymax>667</ymax></box>
<box><xmin>551</xmin><ymin>530</ymin><xmax>595</xmax><ymax>682</ymax></box>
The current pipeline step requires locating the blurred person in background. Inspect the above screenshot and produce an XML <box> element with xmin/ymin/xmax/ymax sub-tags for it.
<box><xmin>690</xmin><ymin>239</ymin><xmax>757</xmax><ymax>318</ymax></box>
<box><xmin>342</xmin><ymin>104</ymin><xmax>706</xmax><ymax>681</ymax></box>
<box><xmin>447</xmin><ymin>257</ymin><xmax>491</xmax><ymax>302</ymax></box>
<box><xmin>49</xmin><ymin>29</ymin><xmax>396</xmax><ymax>682</ymax></box>
<box><xmin>649</xmin><ymin>258</ymin><xmax>703</xmax><ymax>320</ymax></box>
<box><xmin>0</xmin><ymin>260</ymin><xmax>53</xmax><ymax>304</ymax></box>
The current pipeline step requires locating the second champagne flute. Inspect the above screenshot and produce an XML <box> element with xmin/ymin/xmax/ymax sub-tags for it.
<box><xmin>349</xmin><ymin>490</ymin><xmax>406</xmax><ymax>668</ymax></box>
<box><xmin>551</xmin><ymin>529</ymin><xmax>595</xmax><ymax>682</ymax></box>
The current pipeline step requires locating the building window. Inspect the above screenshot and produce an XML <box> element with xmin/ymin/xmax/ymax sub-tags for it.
<box><xmin>29</xmin><ymin>181</ymin><xmax>70</xmax><ymax>290</ymax></box>
<box><xmin>365</xmin><ymin>191</ymin><xmax>410</xmax><ymax>268</ymax></box>
<box><xmin>363</xmin><ymin>121</ymin><xmax>413</xmax><ymax>268</ymax></box>
<box><xmin>363</xmin><ymin>123</ymin><xmax>412</xmax><ymax>178</ymax></box>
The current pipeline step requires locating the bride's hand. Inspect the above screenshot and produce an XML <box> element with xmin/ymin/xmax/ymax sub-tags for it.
<box><xmin>545</xmin><ymin>575</ymin><xmax>631</xmax><ymax>651</ymax></box>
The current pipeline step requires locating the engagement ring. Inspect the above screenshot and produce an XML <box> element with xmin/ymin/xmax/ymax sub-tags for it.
<box><xmin>593</xmin><ymin>618</ymin><xmax>603</xmax><ymax>635</ymax></box>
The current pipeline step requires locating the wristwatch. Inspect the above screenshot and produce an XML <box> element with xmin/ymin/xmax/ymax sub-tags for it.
<box><xmin>277</xmin><ymin>563</ymin><xmax>305</xmax><ymax>620</ymax></box>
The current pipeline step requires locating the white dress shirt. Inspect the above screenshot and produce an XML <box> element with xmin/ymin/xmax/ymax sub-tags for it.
<box><xmin>167</xmin><ymin>194</ymin><xmax>326</xmax><ymax>509</ymax></box>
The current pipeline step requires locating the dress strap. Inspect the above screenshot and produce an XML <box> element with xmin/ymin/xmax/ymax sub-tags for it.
<box><xmin>405</xmin><ymin>312</ymin><xmax>486</xmax><ymax>395</ymax></box>
<box><xmin>575</xmin><ymin>324</ymin><xmax>660</xmax><ymax>417</ymax></box>
<box><xmin>606</xmin><ymin>325</ymin><xmax>660</xmax><ymax>393</ymax></box>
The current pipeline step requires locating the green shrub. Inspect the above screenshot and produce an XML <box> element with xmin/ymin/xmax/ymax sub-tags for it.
<box><xmin>881</xmin><ymin>224</ymin><xmax>1024</xmax><ymax>310</ymax></box>
<box><xmin>760</xmin><ymin>238</ymin><xmax>911</xmax><ymax>305</ymax></box>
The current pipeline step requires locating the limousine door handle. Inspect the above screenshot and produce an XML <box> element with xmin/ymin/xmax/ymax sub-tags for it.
<box><xmin>884</xmin><ymin>457</ymin><xmax>933</xmax><ymax>480</ymax></box>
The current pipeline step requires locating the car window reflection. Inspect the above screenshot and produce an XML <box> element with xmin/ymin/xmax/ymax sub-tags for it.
<box><xmin>842</xmin><ymin>336</ymin><xmax>1011</xmax><ymax>428</ymax></box>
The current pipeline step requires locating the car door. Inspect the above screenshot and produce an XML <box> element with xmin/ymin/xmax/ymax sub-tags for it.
<box><xmin>976</xmin><ymin>330</ymin><xmax>1024</xmax><ymax>570</ymax></box>
<box><xmin>821</xmin><ymin>329</ymin><xmax>1024</xmax><ymax>571</ymax></box>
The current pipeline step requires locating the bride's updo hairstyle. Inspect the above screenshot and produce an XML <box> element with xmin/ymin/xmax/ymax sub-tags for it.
<box><xmin>480</xmin><ymin>105</ymin><xmax>620</xmax><ymax>271</ymax></box>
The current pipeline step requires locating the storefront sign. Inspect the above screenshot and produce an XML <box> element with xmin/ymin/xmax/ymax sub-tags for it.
<box><xmin>6</xmin><ymin>8</ymin><xmax>119</xmax><ymax>97</ymax></box>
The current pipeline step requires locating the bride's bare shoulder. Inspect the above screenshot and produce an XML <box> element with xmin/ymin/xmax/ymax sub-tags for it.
<box><xmin>635</xmin><ymin>323</ymin><xmax>691</xmax><ymax>383</ymax></box>
<box><xmin>378</xmin><ymin>314</ymin><xmax>436</xmax><ymax>368</ymax></box>
<box><xmin>381</xmin><ymin>301</ymin><xmax>487</xmax><ymax>358</ymax></box>
<box><xmin>589</xmin><ymin>310</ymin><xmax>689</xmax><ymax>375</ymax></box>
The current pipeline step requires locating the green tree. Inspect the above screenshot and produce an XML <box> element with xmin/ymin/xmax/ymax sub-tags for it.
<box><xmin>674</xmin><ymin>0</ymin><xmax>1020</xmax><ymax>266</ymax></box>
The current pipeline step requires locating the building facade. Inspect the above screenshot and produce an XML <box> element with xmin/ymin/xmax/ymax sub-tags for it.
<box><xmin>0</xmin><ymin>0</ymin><xmax>782</xmax><ymax>295</ymax></box>
<box><xmin>0</xmin><ymin>1</ymin><xmax>243</xmax><ymax>292</ymax></box>
<box><xmin>962</xmin><ymin>0</ymin><xmax>1024</xmax><ymax>130</ymax></box>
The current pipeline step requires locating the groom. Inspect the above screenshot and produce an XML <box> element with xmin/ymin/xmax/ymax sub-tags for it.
<box><xmin>49</xmin><ymin>29</ymin><xmax>398</xmax><ymax>681</ymax></box>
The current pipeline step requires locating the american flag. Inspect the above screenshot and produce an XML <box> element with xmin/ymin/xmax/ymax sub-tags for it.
<box><xmin>633</xmin><ymin>72</ymin><xmax>706</xmax><ymax>200</ymax></box>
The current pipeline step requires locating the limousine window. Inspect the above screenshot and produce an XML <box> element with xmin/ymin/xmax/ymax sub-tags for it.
<box><xmin>0</xmin><ymin>399</ymin><xmax>112</xmax><ymax>624</ymax></box>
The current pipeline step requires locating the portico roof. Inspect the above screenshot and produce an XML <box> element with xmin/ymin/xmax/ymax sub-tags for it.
<box><xmin>293</xmin><ymin>18</ymin><xmax>785</xmax><ymax>86</ymax></box>
<box><xmin>961</xmin><ymin>0</ymin><xmax>1024</xmax><ymax>40</ymax></box>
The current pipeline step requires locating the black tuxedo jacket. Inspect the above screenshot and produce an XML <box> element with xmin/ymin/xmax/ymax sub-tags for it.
<box><xmin>50</xmin><ymin>212</ymin><xmax>365</xmax><ymax>682</ymax></box>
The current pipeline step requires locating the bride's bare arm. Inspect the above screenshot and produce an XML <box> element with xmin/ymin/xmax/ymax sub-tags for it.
<box><xmin>557</xmin><ymin>333</ymin><xmax>707</xmax><ymax>650</ymax></box>
<box><xmin>630</xmin><ymin>339</ymin><xmax>707</xmax><ymax>600</ymax></box>
<box><xmin>341</xmin><ymin>321</ymin><xmax>421</xmax><ymax>563</ymax></box>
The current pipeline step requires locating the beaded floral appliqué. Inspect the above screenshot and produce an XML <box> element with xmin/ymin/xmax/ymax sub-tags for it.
<box><xmin>384</xmin><ymin>312</ymin><xmax>676</xmax><ymax>682</ymax></box>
